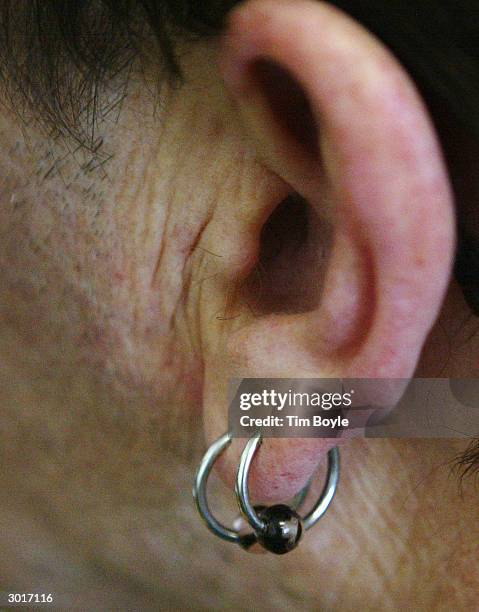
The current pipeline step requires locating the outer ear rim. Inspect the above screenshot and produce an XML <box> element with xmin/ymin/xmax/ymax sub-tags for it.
<box><xmin>219</xmin><ymin>0</ymin><xmax>456</xmax><ymax>377</ymax></box>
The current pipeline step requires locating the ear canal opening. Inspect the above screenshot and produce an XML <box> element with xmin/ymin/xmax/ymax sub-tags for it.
<box><xmin>249</xmin><ymin>58</ymin><xmax>320</xmax><ymax>161</ymax></box>
<box><xmin>242</xmin><ymin>193</ymin><xmax>332</xmax><ymax>315</ymax></box>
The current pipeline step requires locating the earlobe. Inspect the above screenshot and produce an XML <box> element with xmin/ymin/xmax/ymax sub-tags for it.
<box><xmin>201</xmin><ymin>0</ymin><xmax>456</xmax><ymax>500</ymax></box>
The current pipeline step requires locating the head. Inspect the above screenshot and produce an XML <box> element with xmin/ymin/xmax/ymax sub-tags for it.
<box><xmin>0</xmin><ymin>0</ymin><xmax>478</xmax><ymax>608</ymax></box>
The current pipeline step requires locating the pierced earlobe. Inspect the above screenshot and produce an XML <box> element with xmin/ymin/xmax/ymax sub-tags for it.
<box><xmin>193</xmin><ymin>431</ymin><xmax>340</xmax><ymax>555</ymax></box>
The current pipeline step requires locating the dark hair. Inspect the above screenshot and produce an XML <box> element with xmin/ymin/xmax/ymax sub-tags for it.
<box><xmin>0</xmin><ymin>1</ymin><xmax>478</xmax><ymax>477</ymax></box>
<box><xmin>0</xmin><ymin>1</ymin><xmax>238</xmax><ymax>148</ymax></box>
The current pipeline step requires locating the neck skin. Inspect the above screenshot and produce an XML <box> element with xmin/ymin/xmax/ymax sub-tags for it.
<box><xmin>0</xmin><ymin>41</ymin><xmax>477</xmax><ymax>609</ymax></box>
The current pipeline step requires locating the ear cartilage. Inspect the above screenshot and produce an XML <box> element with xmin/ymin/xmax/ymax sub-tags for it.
<box><xmin>193</xmin><ymin>431</ymin><xmax>340</xmax><ymax>555</ymax></box>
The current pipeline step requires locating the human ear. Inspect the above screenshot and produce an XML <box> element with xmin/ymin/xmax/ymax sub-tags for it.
<box><xmin>201</xmin><ymin>0</ymin><xmax>455</xmax><ymax>500</ymax></box>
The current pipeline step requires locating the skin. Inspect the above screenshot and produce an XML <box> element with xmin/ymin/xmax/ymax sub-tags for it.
<box><xmin>0</xmin><ymin>0</ymin><xmax>477</xmax><ymax>609</ymax></box>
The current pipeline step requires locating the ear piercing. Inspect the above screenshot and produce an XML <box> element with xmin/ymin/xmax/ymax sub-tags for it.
<box><xmin>193</xmin><ymin>432</ymin><xmax>340</xmax><ymax>555</ymax></box>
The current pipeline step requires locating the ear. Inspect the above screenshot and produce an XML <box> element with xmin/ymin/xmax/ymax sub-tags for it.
<box><xmin>201</xmin><ymin>0</ymin><xmax>455</xmax><ymax>500</ymax></box>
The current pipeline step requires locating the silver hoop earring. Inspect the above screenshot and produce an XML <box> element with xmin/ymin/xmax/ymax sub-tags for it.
<box><xmin>193</xmin><ymin>432</ymin><xmax>340</xmax><ymax>555</ymax></box>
